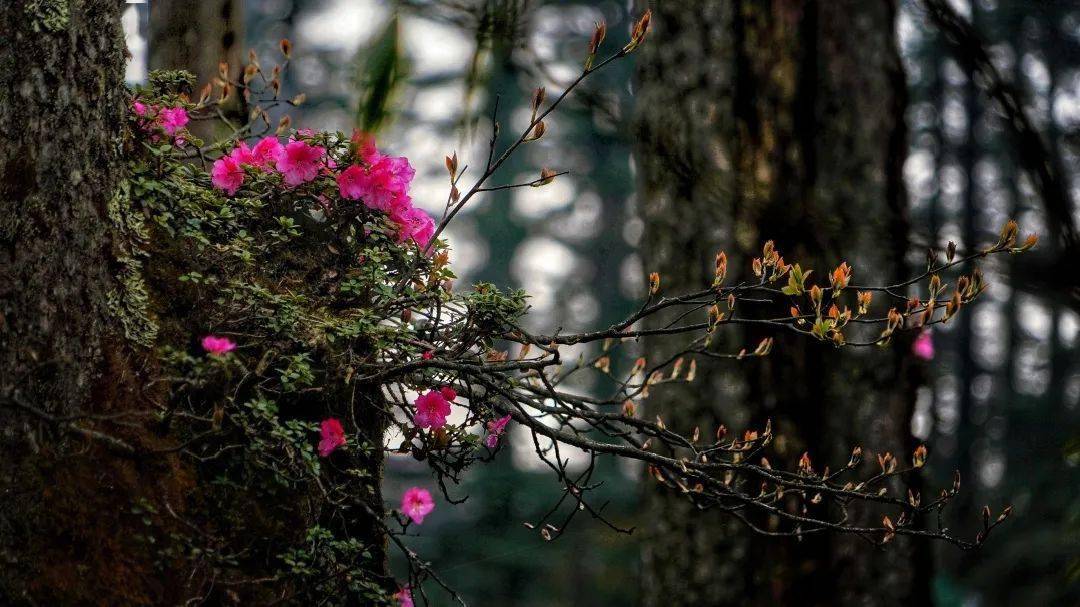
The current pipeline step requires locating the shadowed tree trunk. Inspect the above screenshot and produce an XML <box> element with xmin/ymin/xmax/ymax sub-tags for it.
<box><xmin>0</xmin><ymin>1</ymin><xmax>161</xmax><ymax>602</ymax></box>
<box><xmin>149</xmin><ymin>0</ymin><xmax>243</xmax><ymax>84</ymax></box>
<box><xmin>1</xmin><ymin>3</ymin><xmax>390</xmax><ymax>603</ymax></box>
<box><xmin>149</xmin><ymin>0</ymin><xmax>245</xmax><ymax>140</ymax></box>
<box><xmin>634</xmin><ymin>2</ymin><xmax>932</xmax><ymax>605</ymax></box>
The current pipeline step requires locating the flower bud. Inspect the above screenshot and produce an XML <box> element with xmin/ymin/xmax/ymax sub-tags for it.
<box><xmin>532</xmin><ymin>86</ymin><xmax>546</xmax><ymax>112</ymax></box>
<box><xmin>714</xmin><ymin>251</ymin><xmax>728</xmax><ymax>285</ymax></box>
<box><xmin>589</xmin><ymin>21</ymin><xmax>607</xmax><ymax>55</ymax></box>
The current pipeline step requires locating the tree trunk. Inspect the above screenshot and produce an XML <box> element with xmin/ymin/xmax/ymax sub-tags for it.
<box><xmin>149</xmin><ymin>0</ymin><xmax>245</xmax><ymax>140</ymax></box>
<box><xmin>1</xmin><ymin>3</ymin><xmax>390</xmax><ymax>603</ymax></box>
<box><xmin>634</xmin><ymin>2</ymin><xmax>931</xmax><ymax>605</ymax></box>
<box><xmin>0</xmin><ymin>1</ymin><xmax>161</xmax><ymax>602</ymax></box>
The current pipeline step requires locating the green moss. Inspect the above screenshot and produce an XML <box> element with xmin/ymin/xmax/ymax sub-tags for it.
<box><xmin>106</xmin><ymin>186</ymin><xmax>158</xmax><ymax>347</ymax></box>
<box><xmin>106</xmin><ymin>256</ymin><xmax>159</xmax><ymax>347</ymax></box>
<box><xmin>25</xmin><ymin>0</ymin><xmax>70</xmax><ymax>33</ymax></box>
<box><xmin>147</xmin><ymin>70</ymin><xmax>197</xmax><ymax>96</ymax></box>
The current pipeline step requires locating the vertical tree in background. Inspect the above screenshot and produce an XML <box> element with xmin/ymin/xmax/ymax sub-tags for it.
<box><xmin>149</xmin><ymin>0</ymin><xmax>244</xmax><ymax>89</ymax></box>
<box><xmin>149</xmin><ymin>0</ymin><xmax>244</xmax><ymax>138</ymax></box>
<box><xmin>912</xmin><ymin>2</ymin><xmax>1080</xmax><ymax>604</ymax></box>
<box><xmin>634</xmin><ymin>2</ymin><xmax>931</xmax><ymax>605</ymax></box>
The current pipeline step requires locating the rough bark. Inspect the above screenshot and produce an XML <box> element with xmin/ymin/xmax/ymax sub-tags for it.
<box><xmin>634</xmin><ymin>2</ymin><xmax>931</xmax><ymax>605</ymax></box>
<box><xmin>0</xmin><ymin>0</ymin><xmax>161</xmax><ymax>602</ymax></box>
<box><xmin>1</xmin><ymin>2</ymin><xmax>390</xmax><ymax>603</ymax></box>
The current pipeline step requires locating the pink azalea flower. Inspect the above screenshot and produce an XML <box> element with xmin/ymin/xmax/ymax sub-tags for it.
<box><xmin>322</xmin><ymin>155</ymin><xmax>338</xmax><ymax>175</ymax></box>
<box><xmin>485</xmin><ymin>414</ymin><xmax>512</xmax><ymax>449</ymax></box>
<box><xmin>349</xmin><ymin>155</ymin><xmax>415</xmax><ymax>212</ymax></box>
<box><xmin>392</xmin><ymin>205</ymin><xmax>436</xmax><ymax>247</ymax></box>
<box><xmin>413</xmin><ymin>388</ymin><xmax>453</xmax><ymax>429</ymax></box>
<box><xmin>374</xmin><ymin>155</ymin><xmax>416</xmax><ymax>208</ymax></box>
<box><xmin>251</xmin><ymin>136</ymin><xmax>284</xmax><ymax>170</ymax></box>
<box><xmin>337</xmin><ymin>164</ymin><xmax>367</xmax><ymax>200</ymax></box>
<box><xmin>386</xmin><ymin>193</ymin><xmax>415</xmax><ymax>217</ymax></box>
<box><xmin>393</xmin><ymin>586</ymin><xmax>414</xmax><ymax>607</ymax></box>
<box><xmin>201</xmin><ymin>335</ymin><xmax>236</xmax><ymax>356</ymax></box>
<box><xmin>211</xmin><ymin>155</ymin><xmax>245</xmax><ymax>195</ymax></box>
<box><xmin>401</xmin><ymin>487</ymin><xmax>435</xmax><ymax>525</ymax></box>
<box><xmin>158</xmin><ymin>106</ymin><xmax>189</xmax><ymax>136</ymax></box>
<box><xmin>318</xmin><ymin>418</ymin><xmax>347</xmax><ymax>457</ymax></box>
<box><xmin>132</xmin><ymin>100</ymin><xmax>148</xmax><ymax>116</ymax></box>
<box><xmin>276</xmin><ymin>140</ymin><xmax>326</xmax><ymax>187</ymax></box>
<box><xmin>229</xmin><ymin>141</ymin><xmax>255</xmax><ymax>166</ymax></box>
<box><xmin>912</xmin><ymin>331</ymin><xmax>935</xmax><ymax>361</ymax></box>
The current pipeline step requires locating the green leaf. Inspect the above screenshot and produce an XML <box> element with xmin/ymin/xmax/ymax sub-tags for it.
<box><xmin>354</xmin><ymin>14</ymin><xmax>409</xmax><ymax>134</ymax></box>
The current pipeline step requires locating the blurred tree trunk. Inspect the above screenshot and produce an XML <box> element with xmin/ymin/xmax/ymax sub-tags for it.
<box><xmin>634</xmin><ymin>2</ymin><xmax>932</xmax><ymax>606</ymax></box>
<box><xmin>149</xmin><ymin>0</ymin><xmax>245</xmax><ymax>139</ymax></box>
<box><xmin>149</xmin><ymin>0</ymin><xmax>243</xmax><ymax>89</ymax></box>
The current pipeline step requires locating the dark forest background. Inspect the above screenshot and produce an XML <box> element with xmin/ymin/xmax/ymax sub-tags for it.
<box><xmin>125</xmin><ymin>1</ymin><xmax>1079</xmax><ymax>604</ymax></box>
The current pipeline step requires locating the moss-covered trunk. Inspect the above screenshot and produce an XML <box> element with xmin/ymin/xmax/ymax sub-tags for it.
<box><xmin>634</xmin><ymin>1</ymin><xmax>932</xmax><ymax>605</ymax></box>
<box><xmin>1</xmin><ymin>3</ymin><xmax>390</xmax><ymax>603</ymax></box>
<box><xmin>0</xmin><ymin>1</ymin><xmax>162</xmax><ymax>602</ymax></box>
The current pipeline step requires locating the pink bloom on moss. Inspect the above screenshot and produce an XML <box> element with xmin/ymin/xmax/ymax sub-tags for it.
<box><xmin>337</xmin><ymin>164</ymin><xmax>367</xmax><ymax>200</ymax></box>
<box><xmin>346</xmin><ymin>155</ymin><xmax>415</xmax><ymax>212</ymax></box>
<box><xmin>318</xmin><ymin>418</ymin><xmax>347</xmax><ymax>457</ymax></box>
<box><xmin>229</xmin><ymin>141</ymin><xmax>255</xmax><ymax>166</ymax></box>
<box><xmin>392</xmin><ymin>205</ymin><xmax>436</xmax><ymax>247</ymax></box>
<box><xmin>393</xmin><ymin>586</ymin><xmax>414</xmax><ymax>607</ymax></box>
<box><xmin>251</xmin><ymin>136</ymin><xmax>284</xmax><ymax>169</ymax></box>
<box><xmin>421</xmin><ymin>350</ymin><xmax>434</xmax><ymax>360</ymax></box>
<box><xmin>485</xmin><ymin>414</ymin><xmax>512</xmax><ymax>449</ymax></box>
<box><xmin>276</xmin><ymin>140</ymin><xmax>326</xmax><ymax>187</ymax></box>
<box><xmin>413</xmin><ymin>388</ymin><xmax>453</xmax><ymax>429</ymax></box>
<box><xmin>211</xmin><ymin>156</ymin><xmax>245</xmax><ymax>195</ymax></box>
<box><xmin>912</xmin><ymin>331</ymin><xmax>934</xmax><ymax>361</ymax></box>
<box><xmin>201</xmin><ymin>335</ymin><xmax>236</xmax><ymax>356</ymax></box>
<box><xmin>401</xmin><ymin>487</ymin><xmax>435</xmax><ymax>525</ymax></box>
<box><xmin>159</xmin><ymin>106</ymin><xmax>189</xmax><ymax>135</ymax></box>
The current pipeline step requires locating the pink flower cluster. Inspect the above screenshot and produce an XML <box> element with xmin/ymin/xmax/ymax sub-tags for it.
<box><xmin>337</xmin><ymin>135</ymin><xmax>433</xmax><ymax>247</ymax></box>
<box><xmin>210</xmin><ymin>132</ymin><xmax>435</xmax><ymax>247</ymax></box>
<box><xmin>400</xmin><ymin>487</ymin><xmax>435</xmax><ymax>525</ymax></box>
<box><xmin>212</xmin><ymin>136</ymin><xmax>328</xmax><ymax>195</ymax></box>
<box><xmin>132</xmin><ymin>100</ymin><xmax>189</xmax><ymax>145</ymax></box>
<box><xmin>413</xmin><ymin>387</ymin><xmax>455</xmax><ymax>429</ymax></box>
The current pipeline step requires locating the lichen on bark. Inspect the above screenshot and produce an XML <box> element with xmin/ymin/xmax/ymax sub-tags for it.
<box><xmin>24</xmin><ymin>0</ymin><xmax>70</xmax><ymax>33</ymax></box>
